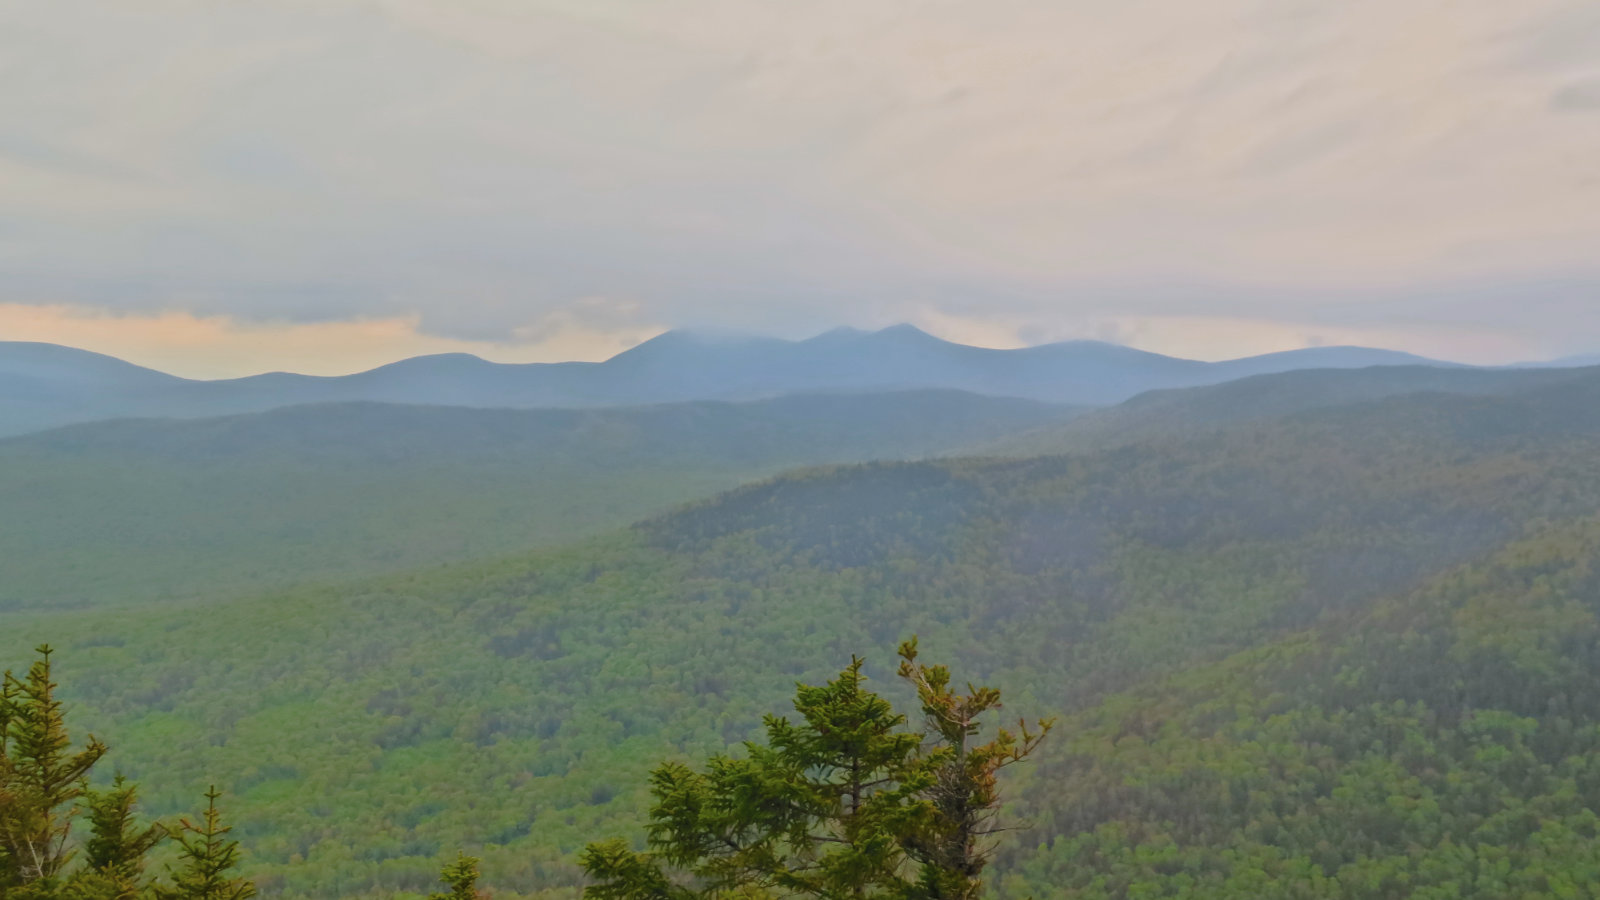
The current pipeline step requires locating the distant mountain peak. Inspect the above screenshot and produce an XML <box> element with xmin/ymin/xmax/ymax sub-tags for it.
<box><xmin>1029</xmin><ymin>337</ymin><xmax>1173</xmax><ymax>355</ymax></box>
<box><xmin>602</xmin><ymin>329</ymin><xmax>693</xmax><ymax>361</ymax></box>
<box><xmin>802</xmin><ymin>326</ymin><xmax>871</xmax><ymax>343</ymax></box>
<box><xmin>0</xmin><ymin>340</ymin><xmax>185</xmax><ymax>385</ymax></box>
<box><xmin>615</xmin><ymin>326</ymin><xmax>780</xmax><ymax>351</ymax></box>
<box><xmin>0</xmin><ymin>328</ymin><xmax>1478</xmax><ymax>438</ymax></box>
<box><xmin>799</xmin><ymin>324</ymin><xmax>949</xmax><ymax>347</ymax></box>
<box><xmin>871</xmin><ymin>323</ymin><xmax>943</xmax><ymax>342</ymax></box>
<box><xmin>365</xmin><ymin>352</ymin><xmax>495</xmax><ymax>374</ymax></box>
<box><xmin>406</xmin><ymin>352</ymin><xmax>492</xmax><ymax>364</ymax></box>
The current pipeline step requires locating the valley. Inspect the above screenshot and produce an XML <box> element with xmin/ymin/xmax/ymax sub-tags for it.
<box><xmin>8</xmin><ymin>360</ymin><xmax>1600</xmax><ymax>897</ymax></box>
<box><xmin>8</xmin><ymin>7</ymin><xmax>1595</xmax><ymax>897</ymax></box>
<box><xmin>0</xmin><ymin>390</ymin><xmax>1079</xmax><ymax>609</ymax></box>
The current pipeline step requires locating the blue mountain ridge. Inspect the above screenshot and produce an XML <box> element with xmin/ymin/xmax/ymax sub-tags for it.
<box><xmin>0</xmin><ymin>324</ymin><xmax>1574</xmax><ymax>437</ymax></box>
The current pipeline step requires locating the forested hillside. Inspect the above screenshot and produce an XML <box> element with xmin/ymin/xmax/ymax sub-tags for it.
<box><xmin>1005</xmin><ymin>517</ymin><xmax>1600</xmax><ymax>898</ymax></box>
<box><xmin>9</xmin><ymin>369</ymin><xmax>1600</xmax><ymax>897</ymax></box>
<box><xmin>0</xmin><ymin>390</ymin><xmax>1078</xmax><ymax>610</ymax></box>
<box><xmin>987</xmin><ymin>362</ymin><xmax>1600</xmax><ymax>456</ymax></box>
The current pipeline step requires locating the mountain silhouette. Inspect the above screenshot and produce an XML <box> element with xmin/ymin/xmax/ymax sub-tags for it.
<box><xmin>0</xmin><ymin>325</ymin><xmax>1469</xmax><ymax>436</ymax></box>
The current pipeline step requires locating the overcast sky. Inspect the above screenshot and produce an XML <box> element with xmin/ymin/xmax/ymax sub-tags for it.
<box><xmin>3</xmin><ymin>0</ymin><xmax>1599</xmax><ymax>376</ymax></box>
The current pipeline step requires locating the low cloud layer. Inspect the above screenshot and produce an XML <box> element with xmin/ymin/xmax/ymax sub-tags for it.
<box><xmin>3</xmin><ymin>0</ymin><xmax>1598</xmax><ymax>372</ymax></box>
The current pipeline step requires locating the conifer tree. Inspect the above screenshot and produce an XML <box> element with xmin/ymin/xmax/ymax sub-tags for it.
<box><xmin>64</xmin><ymin>776</ymin><xmax>166</xmax><ymax>900</ymax></box>
<box><xmin>0</xmin><ymin>644</ymin><xmax>109</xmax><ymax>897</ymax></box>
<box><xmin>577</xmin><ymin>841</ymin><xmax>698</xmax><ymax>900</ymax></box>
<box><xmin>156</xmin><ymin>788</ymin><xmax>255</xmax><ymax>900</ymax></box>
<box><xmin>582</xmin><ymin>658</ymin><xmax>931</xmax><ymax>899</ymax></box>
<box><xmin>895</xmin><ymin>639</ymin><xmax>1052</xmax><ymax>900</ymax></box>
<box><xmin>427</xmin><ymin>852</ymin><xmax>485</xmax><ymax>900</ymax></box>
<box><xmin>583</xmin><ymin>646</ymin><xmax>1049</xmax><ymax>900</ymax></box>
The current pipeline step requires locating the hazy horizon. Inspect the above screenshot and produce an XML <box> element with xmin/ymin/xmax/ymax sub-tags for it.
<box><xmin>2</xmin><ymin>320</ymin><xmax>1553</xmax><ymax>382</ymax></box>
<box><xmin>7</xmin><ymin>7</ymin><xmax>1600</xmax><ymax>892</ymax></box>
<box><xmin>4</xmin><ymin>1</ymin><xmax>1598</xmax><ymax>376</ymax></box>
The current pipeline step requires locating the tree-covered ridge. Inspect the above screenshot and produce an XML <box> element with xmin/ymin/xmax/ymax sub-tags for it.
<box><xmin>985</xmin><ymin>362</ymin><xmax>1600</xmax><ymax>457</ymax></box>
<box><xmin>0</xmin><ymin>390</ymin><xmax>1079</xmax><ymax>611</ymax></box>
<box><xmin>1006</xmin><ymin>517</ymin><xmax>1600</xmax><ymax>898</ymax></box>
<box><xmin>7</xmin><ymin>373</ymin><xmax>1600</xmax><ymax>896</ymax></box>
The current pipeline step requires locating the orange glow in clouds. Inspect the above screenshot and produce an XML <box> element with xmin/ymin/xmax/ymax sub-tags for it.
<box><xmin>0</xmin><ymin>304</ymin><xmax>665</xmax><ymax>379</ymax></box>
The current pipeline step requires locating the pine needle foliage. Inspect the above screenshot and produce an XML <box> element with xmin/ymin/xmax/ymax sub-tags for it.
<box><xmin>63</xmin><ymin>776</ymin><xmax>166</xmax><ymax>900</ymax></box>
<box><xmin>428</xmin><ymin>852</ymin><xmax>485</xmax><ymax>900</ymax></box>
<box><xmin>895</xmin><ymin>638</ymin><xmax>1053</xmax><ymax>900</ymax></box>
<box><xmin>0</xmin><ymin>644</ymin><xmax>109</xmax><ymax>897</ymax></box>
<box><xmin>581</xmin><ymin>648</ymin><xmax>1046</xmax><ymax>900</ymax></box>
<box><xmin>583</xmin><ymin>657</ymin><xmax>930</xmax><ymax>899</ymax></box>
<box><xmin>156</xmin><ymin>788</ymin><xmax>254</xmax><ymax>900</ymax></box>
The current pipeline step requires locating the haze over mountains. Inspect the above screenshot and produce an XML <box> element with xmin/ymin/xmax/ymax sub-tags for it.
<box><xmin>11</xmin><ymin>1</ymin><xmax>1600</xmax><ymax>896</ymax></box>
<box><xmin>988</xmin><ymin>362</ymin><xmax>1600</xmax><ymax>456</ymax></box>
<box><xmin>11</xmin><ymin>353</ymin><xmax>1600</xmax><ymax>616</ymax></box>
<box><xmin>0</xmin><ymin>390</ymin><xmax>1081</xmax><ymax>610</ymax></box>
<box><xmin>0</xmin><ymin>324</ymin><xmax>1473</xmax><ymax>437</ymax></box>
<box><xmin>13</xmin><ymin>357</ymin><xmax>1600</xmax><ymax>898</ymax></box>
<box><xmin>9</xmin><ymin>318</ymin><xmax>1600</xmax><ymax>900</ymax></box>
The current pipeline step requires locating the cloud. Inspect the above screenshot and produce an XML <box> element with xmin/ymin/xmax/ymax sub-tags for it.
<box><xmin>906</xmin><ymin>277</ymin><xmax>1592</xmax><ymax>365</ymax></box>
<box><xmin>0</xmin><ymin>303</ymin><xmax>662</xmax><ymax>379</ymax></box>
<box><xmin>1552</xmin><ymin>80</ymin><xmax>1600</xmax><ymax>112</ymax></box>
<box><xmin>0</xmin><ymin>0</ymin><xmax>1597</xmax><ymax>364</ymax></box>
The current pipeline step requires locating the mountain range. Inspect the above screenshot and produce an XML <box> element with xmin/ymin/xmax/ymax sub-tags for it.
<box><xmin>11</xmin><ymin>323</ymin><xmax>1600</xmax><ymax>898</ymax></box>
<box><xmin>12</xmin><ymin>355</ymin><xmax>1600</xmax><ymax>613</ymax></box>
<box><xmin>0</xmin><ymin>325</ymin><xmax>1468</xmax><ymax>437</ymax></box>
<box><xmin>12</xmin><ymin>360</ymin><xmax>1600</xmax><ymax>898</ymax></box>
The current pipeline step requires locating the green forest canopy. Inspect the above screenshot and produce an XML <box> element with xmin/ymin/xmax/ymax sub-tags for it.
<box><xmin>3</xmin><ymin>639</ymin><xmax>1048</xmax><ymax>900</ymax></box>
<box><xmin>0</xmin><ymin>391</ymin><xmax>1078</xmax><ymax>611</ymax></box>
<box><xmin>8</xmin><ymin>369</ymin><xmax>1600</xmax><ymax>896</ymax></box>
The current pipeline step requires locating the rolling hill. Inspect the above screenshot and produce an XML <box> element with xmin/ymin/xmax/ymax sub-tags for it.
<box><xmin>0</xmin><ymin>389</ymin><xmax>1081</xmax><ymax>610</ymax></box>
<box><xmin>0</xmin><ymin>328</ymin><xmax>1459</xmax><ymax>436</ymax></box>
<box><xmin>986</xmin><ymin>362</ymin><xmax>1600</xmax><ymax>456</ymax></box>
<box><xmin>0</xmin><ymin>341</ymin><xmax>187</xmax><ymax>436</ymax></box>
<box><xmin>9</xmin><ymin>366</ymin><xmax>1600</xmax><ymax>897</ymax></box>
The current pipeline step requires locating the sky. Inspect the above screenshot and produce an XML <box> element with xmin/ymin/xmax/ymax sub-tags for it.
<box><xmin>3</xmin><ymin>0</ymin><xmax>1599</xmax><ymax>377</ymax></box>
